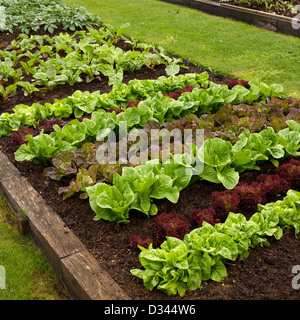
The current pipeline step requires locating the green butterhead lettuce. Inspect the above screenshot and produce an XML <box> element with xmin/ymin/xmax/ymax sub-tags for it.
<box><xmin>85</xmin><ymin>182</ymin><xmax>135</xmax><ymax>224</ymax></box>
<box><xmin>14</xmin><ymin>131</ymin><xmax>76</xmax><ymax>164</ymax></box>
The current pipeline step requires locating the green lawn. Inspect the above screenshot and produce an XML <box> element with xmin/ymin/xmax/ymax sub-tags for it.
<box><xmin>65</xmin><ymin>0</ymin><xmax>300</xmax><ymax>98</ymax></box>
<box><xmin>0</xmin><ymin>196</ymin><xmax>69</xmax><ymax>300</ymax></box>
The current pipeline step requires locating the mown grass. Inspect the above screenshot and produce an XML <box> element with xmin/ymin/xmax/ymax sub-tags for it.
<box><xmin>65</xmin><ymin>0</ymin><xmax>300</xmax><ymax>98</ymax></box>
<box><xmin>0</xmin><ymin>196</ymin><xmax>69</xmax><ymax>300</ymax></box>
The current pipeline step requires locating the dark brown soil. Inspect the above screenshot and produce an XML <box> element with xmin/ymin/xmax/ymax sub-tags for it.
<box><xmin>1</xmin><ymin>27</ymin><xmax>300</xmax><ymax>300</ymax></box>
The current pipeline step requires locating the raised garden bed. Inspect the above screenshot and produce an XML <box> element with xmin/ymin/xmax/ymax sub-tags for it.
<box><xmin>160</xmin><ymin>0</ymin><xmax>300</xmax><ymax>37</ymax></box>
<box><xmin>1</xmin><ymin>17</ymin><xmax>300</xmax><ymax>300</ymax></box>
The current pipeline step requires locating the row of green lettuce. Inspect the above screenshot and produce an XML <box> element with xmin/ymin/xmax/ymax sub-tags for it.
<box><xmin>0</xmin><ymin>72</ymin><xmax>209</xmax><ymax>136</ymax></box>
<box><xmin>0</xmin><ymin>73</ymin><xmax>283</xmax><ymax>137</ymax></box>
<box><xmin>13</xmin><ymin>78</ymin><xmax>285</xmax><ymax>164</ymax></box>
<box><xmin>83</xmin><ymin>120</ymin><xmax>300</xmax><ymax>223</ymax></box>
<box><xmin>130</xmin><ymin>189</ymin><xmax>300</xmax><ymax>297</ymax></box>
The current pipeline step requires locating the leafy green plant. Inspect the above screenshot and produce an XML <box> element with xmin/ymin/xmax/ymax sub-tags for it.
<box><xmin>155</xmin><ymin>46</ymin><xmax>188</xmax><ymax>76</ymax></box>
<box><xmin>0</xmin><ymin>57</ymin><xmax>22</xmax><ymax>82</ymax></box>
<box><xmin>20</xmin><ymin>61</ymin><xmax>38</xmax><ymax>76</ymax></box>
<box><xmin>33</xmin><ymin>65</ymin><xmax>69</xmax><ymax>90</ymax></box>
<box><xmin>85</xmin><ymin>160</ymin><xmax>188</xmax><ymax>223</ymax></box>
<box><xmin>0</xmin><ymin>83</ymin><xmax>17</xmax><ymax>100</ymax></box>
<box><xmin>16</xmin><ymin>81</ymin><xmax>39</xmax><ymax>96</ymax></box>
<box><xmin>197</xmin><ymin>138</ymin><xmax>239</xmax><ymax>190</ymax></box>
<box><xmin>101</xmin><ymin>22</ymin><xmax>131</xmax><ymax>45</ymax></box>
<box><xmin>14</xmin><ymin>131</ymin><xmax>77</xmax><ymax>165</ymax></box>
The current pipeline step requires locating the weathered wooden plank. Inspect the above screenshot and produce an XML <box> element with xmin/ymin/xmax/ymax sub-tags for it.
<box><xmin>16</xmin><ymin>211</ymin><xmax>30</xmax><ymax>235</ymax></box>
<box><xmin>0</xmin><ymin>171</ymin><xmax>86</xmax><ymax>280</ymax></box>
<box><xmin>0</xmin><ymin>175</ymin><xmax>85</xmax><ymax>254</ymax></box>
<box><xmin>0</xmin><ymin>152</ymin><xmax>20</xmax><ymax>180</ymax></box>
<box><xmin>61</xmin><ymin>250</ymin><xmax>130</xmax><ymax>300</ymax></box>
<box><xmin>0</xmin><ymin>151</ymin><xmax>130</xmax><ymax>300</ymax></box>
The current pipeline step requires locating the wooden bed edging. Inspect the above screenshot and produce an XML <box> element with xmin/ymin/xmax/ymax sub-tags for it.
<box><xmin>0</xmin><ymin>151</ymin><xmax>130</xmax><ymax>300</ymax></box>
<box><xmin>160</xmin><ymin>0</ymin><xmax>300</xmax><ymax>37</ymax></box>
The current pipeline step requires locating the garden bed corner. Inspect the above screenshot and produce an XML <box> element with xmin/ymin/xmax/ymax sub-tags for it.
<box><xmin>0</xmin><ymin>151</ymin><xmax>129</xmax><ymax>300</ymax></box>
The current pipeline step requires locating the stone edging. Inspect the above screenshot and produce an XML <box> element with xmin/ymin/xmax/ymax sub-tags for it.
<box><xmin>0</xmin><ymin>151</ymin><xmax>130</xmax><ymax>300</ymax></box>
<box><xmin>160</xmin><ymin>0</ymin><xmax>300</xmax><ymax>37</ymax></box>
